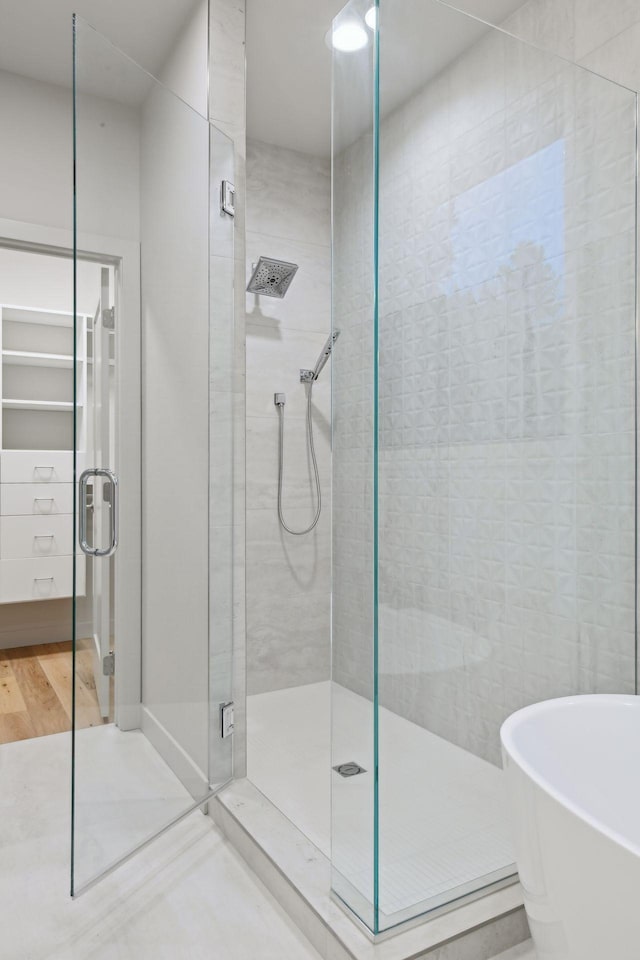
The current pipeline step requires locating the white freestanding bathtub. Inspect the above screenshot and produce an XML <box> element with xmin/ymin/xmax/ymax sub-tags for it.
<box><xmin>501</xmin><ymin>695</ymin><xmax>640</xmax><ymax>960</ymax></box>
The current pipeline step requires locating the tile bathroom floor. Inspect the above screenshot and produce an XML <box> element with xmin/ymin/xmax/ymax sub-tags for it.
<box><xmin>494</xmin><ymin>947</ymin><xmax>537</xmax><ymax>960</ymax></box>
<box><xmin>0</xmin><ymin>723</ymin><xmax>537</xmax><ymax>959</ymax></box>
<box><xmin>0</xmin><ymin>729</ymin><xmax>323</xmax><ymax>960</ymax></box>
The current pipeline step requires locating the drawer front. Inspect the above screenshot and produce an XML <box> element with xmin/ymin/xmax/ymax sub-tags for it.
<box><xmin>0</xmin><ymin>555</ymin><xmax>86</xmax><ymax>603</ymax></box>
<box><xmin>0</xmin><ymin>515</ymin><xmax>75</xmax><ymax>559</ymax></box>
<box><xmin>1</xmin><ymin>451</ymin><xmax>75</xmax><ymax>484</ymax></box>
<box><xmin>1</xmin><ymin>483</ymin><xmax>74</xmax><ymax>516</ymax></box>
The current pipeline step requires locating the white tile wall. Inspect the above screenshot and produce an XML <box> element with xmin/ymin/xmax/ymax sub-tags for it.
<box><xmin>246</xmin><ymin>139</ymin><xmax>332</xmax><ymax>695</ymax></box>
<box><xmin>331</xmin><ymin>130</ymin><xmax>376</xmax><ymax>700</ymax></box>
<box><xmin>333</xmin><ymin>11</ymin><xmax>637</xmax><ymax>765</ymax></box>
<box><xmin>502</xmin><ymin>0</ymin><xmax>640</xmax><ymax>87</ymax></box>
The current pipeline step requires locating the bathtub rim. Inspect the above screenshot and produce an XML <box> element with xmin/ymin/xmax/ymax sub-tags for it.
<box><xmin>500</xmin><ymin>693</ymin><xmax>640</xmax><ymax>859</ymax></box>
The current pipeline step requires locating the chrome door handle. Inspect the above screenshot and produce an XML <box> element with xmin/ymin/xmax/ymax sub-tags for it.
<box><xmin>79</xmin><ymin>468</ymin><xmax>119</xmax><ymax>557</ymax></box>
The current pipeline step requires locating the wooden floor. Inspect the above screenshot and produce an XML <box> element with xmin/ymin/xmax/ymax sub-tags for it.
<box><xmin>0</xmin><ymin>641</ymin><xmax>107</xmax><ymax>745</ymax></box>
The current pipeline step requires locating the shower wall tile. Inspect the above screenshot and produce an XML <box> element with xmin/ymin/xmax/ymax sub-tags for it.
<box><xmin>246</xmin><ymin>323</ymin><xmax>332</xmax><ymax>420</ymax></box>
<box><xmin>502</xmin><ymin>0</ymin><xmax>575</xmax><ymax>61</ymax></box>
<box><xmin>331</xmin><ymin>130</ymin><xmax>376</xmax><ymax>706</ymax></box>
<box><xmin>245</xmin><ymin>505</ymin><xmax>331</xmax><ymax>602</ymax></box>
<box><xmin>246</xmin><ymin>140</ymin><xmax>331</xmax><ymax>246</ymax></box>
<box><xmin>447</xmin><ymin>30</ymin><xmax>507</xmax><ymax>140</ymax></box>
<box><xmin>246</xmin><ymin>231</ymin><xmax>331</xmax><ymax>335</ymax></box>
<box><xmin>572</xmin><ymin>0</ymin><xmax>640</xmax><ymax>61</ymax></box>
<box><xmin>501</xmin><ymin>0</ymin><xmax>640</xmax><ymax>89</ymax></box>
<box><xmin>246</xmin><ymin>507</ymin><xmax>331</xmax><ymax>695</ymax></box>
<box><xmin>209</xmin><ymin>0</ymin><xmax>246</xmax><ymax>130</ymax></box>
<box><xmin>246</xmin><ymin>139</ymin><xmax>332</xmax><ymax>696</ymax></box>
<box><xmin>246</xmin><ymin>589</ymin><xmax>331</xmax><ymax>695</ymax></box>
<box><xmin>246</xmin><ymin>415</ymin><xmax>331</xmax><ymax>512</ymax></box>
<box><xmin>333</xmin><ymin>14</ymin><xmax>637</xmax><ymax>765</ymax></box>
<box><xmin>578</xmin><ymin>21</ymin><xmax>640</xmax><ymax>91</ymax></box>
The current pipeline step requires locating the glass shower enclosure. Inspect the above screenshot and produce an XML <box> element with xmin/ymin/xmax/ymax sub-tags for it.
<box><xmin>71</xmin><ymin>18</ymin><xmax>235</xmax><ymax>894</ymax></box>
<box><xmin>331</xmin><ymin>0</ymin><xmax>638</xmax><ymax>934</ymax></box>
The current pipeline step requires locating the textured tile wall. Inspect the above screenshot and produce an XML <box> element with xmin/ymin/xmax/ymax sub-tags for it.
<box><xmin>332</xmin><ymin>129</ymin><xmax>376</xmax><ymax>703</ymax></box>
<box><xmin>333</xmin><ymin>12</ymin><xmax>637</xmax><ymax>765</ymax></box>
<box><xmin>472</xmin><ymin>0</ymin><xmax>640</xmax><ymax>90</ymax></box>
<box><xmin>245</xmin><ymin>139</ymin><xmax>332</xmax><ymax>695</ymax></box>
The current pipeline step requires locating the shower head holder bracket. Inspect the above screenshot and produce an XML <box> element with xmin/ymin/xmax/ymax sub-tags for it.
<box><xmin>300</xmin><ymin>368</ymin><xmax>315</xmax><ymax>383</ymax></box>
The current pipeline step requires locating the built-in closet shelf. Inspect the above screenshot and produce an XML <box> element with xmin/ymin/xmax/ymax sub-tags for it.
<box><xmin>0</xmin><ymin>302</ymin><xmax>89</xmax><ymax>601</ymax></box>
<box><xmin>3</xmin><ymin>399</ymin><xmax>77</xmax><ymax>412</ymax></box>
<box><xmin>2</xmin><ymin>350</ymin><xmax>75</xmax><ymax>369</ymax></box>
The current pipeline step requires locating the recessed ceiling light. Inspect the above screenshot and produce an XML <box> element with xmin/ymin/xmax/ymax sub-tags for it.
<box><xmin>365</xmin><ymin>6</ymin><xmax>378</xmax><ymax>29</ymax></box>
<box><xmin>330</xmin><ymin>20</ymin><xmax>369</xmax><ymax>52</ymax></box>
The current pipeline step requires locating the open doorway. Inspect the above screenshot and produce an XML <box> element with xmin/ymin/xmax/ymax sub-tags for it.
<box><xmin>0</xmin><ymin>244</ymin><xmax>115</xmax><ymax>744</ymax></box>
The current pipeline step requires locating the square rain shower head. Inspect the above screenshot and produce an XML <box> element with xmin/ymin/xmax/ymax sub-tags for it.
<box><xmin>246</xmin><ymin>256</ymin><xmax>298</xmax><ymax>299</ymax></box>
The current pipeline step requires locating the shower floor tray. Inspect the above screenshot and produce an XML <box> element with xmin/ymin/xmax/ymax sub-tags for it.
<box><xmin>247</xmin><ymin>681</ymin><xmax>515</xmax><ymax>922</ymax></box>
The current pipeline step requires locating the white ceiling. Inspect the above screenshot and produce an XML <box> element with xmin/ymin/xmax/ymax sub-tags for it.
<box><xmin>247</xmin><ymin>0</ymin><xmax>526</xmax><ymax>157</ymax></box>
<box><xmin>246</xmin><ymin>0</ymin><xmax>345</xmax><ymax>157</ymax></box>
<box><xmin>0</xmin><ymin>0</ymin><xmax>198</xmax><ymax>91</ymax></box>
<box><xmin>0</xmin><ymin>0</ymin><xmax>527</xmax><ymax>155</ymax></box>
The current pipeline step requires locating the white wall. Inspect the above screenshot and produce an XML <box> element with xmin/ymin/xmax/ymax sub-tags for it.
<box><xmin>158</xmin><ymin>0</ymin><xmax>208</xmax><ymax>117</ymax></box>
<box><xmin>0</xmin><ymin>68</ymin><xmax>139</xmax><ymax>240</ymax></box>
<box><xmin>0</xmin><ymin>68</ymin><xmax>139</xmax><ymax>651</ymax></box>
<box><xmin>0</xmin><ymin>248</ymin><xmax>101</xmax><ymax>316</ymax></box>
<box><xmin>245</xmin><ymin>139</ymin><xmax>332</xmax><ymax>695</ymax></box>
<box><xmin>139</xmin><ymin>2</ymin><xmax>211</xmax><ymax>787</ymax></box>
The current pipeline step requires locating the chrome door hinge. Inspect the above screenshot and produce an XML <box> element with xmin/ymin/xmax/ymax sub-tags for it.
<box><xmin>103</xmin><ymin>651</ymin><xmax>115</xmax><ymax>676</ymax></box>
<box><xmin>102</xmin><ymin>306</ymin><xmax>115</xmax><ymax>329</ymax></box>
<box><xmin>220</xmin><ymin>701</ymin><xmax>234</xmax><ymax>738</ymax></box>
<box><xmin>220</xmin><ymin>180</ymin><xmax>235</xmax><ymax>218</ymax></box>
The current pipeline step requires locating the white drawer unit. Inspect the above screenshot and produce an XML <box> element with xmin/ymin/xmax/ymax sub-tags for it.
<box><xmin>0</xmin><ymin>555</ymin><xmax>86</xmax><ymax>603</ymax></box>
<box><xmin>0</xmin><ymin>515</ymin><xmax>75</xmax><ymax>559</ymax></box>
<box><xmin>0</xmin><ymin>306</ymin><xmax>90</xmax><ymax>608</ymax></box>
<box><xmin>0</xmin><ymin>450</ymin><xmax>74</xmax><ymax>484</ymax></box>
<box><xmin>0</xmin><ymin>482</ymin><xmax>74</xmax><ymax>516</ymax></box>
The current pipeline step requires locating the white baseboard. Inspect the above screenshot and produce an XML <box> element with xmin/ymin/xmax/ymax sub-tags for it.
<box><xmin>141</xmin><ymin>705</ymin><xmax>209</xmax><ymax>801</ymax></box>
<box><xmin>0</xmin><ymin>617</ymin><xmax>93</xmax><ymax>649</ymax></box>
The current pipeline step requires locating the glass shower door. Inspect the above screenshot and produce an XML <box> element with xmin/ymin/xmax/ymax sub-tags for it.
<box><xmin>71</xmin><ymin>17</ymin><xmax>235</xmax><ymax>895</ymax></box>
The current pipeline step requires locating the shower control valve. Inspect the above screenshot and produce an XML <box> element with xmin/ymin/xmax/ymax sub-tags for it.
<box><xmin>274</xmin><ymin>392</ymin><xmax>286</xmax><ymax>406</ymax></box>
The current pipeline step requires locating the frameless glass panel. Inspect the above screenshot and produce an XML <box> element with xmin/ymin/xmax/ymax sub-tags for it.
<box><xmin>332</xmin><ymin>0</ymin><xmax>637</xmax><ymax>934</ymax></box>
<box><xmin>331</xmin><ymin>0</ymin><xmax>379</xmax><ymax>932</ymax></box>
<box><xmin>72</xmin><ymin>17</ymin><xmax>235</xmax><ymax>894</ymax></box>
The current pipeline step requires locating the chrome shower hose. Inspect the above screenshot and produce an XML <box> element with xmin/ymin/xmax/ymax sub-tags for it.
<box><xmin>276</xmin><ymin>383</ymin><xmax>321</xmax><ymax>535</ymax></box>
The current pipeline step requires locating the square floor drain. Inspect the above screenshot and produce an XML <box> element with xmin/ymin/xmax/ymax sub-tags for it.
<box><xmin>333</xmin><ymin>762</ymin><xmax>366</xmax><ymax>778</ymax></box>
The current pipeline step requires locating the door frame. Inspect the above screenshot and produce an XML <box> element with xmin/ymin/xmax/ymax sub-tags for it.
<box><xmin>0</xmin><ymin>216</ymin><xmax>142</xmax><ymax>729</ymax></box>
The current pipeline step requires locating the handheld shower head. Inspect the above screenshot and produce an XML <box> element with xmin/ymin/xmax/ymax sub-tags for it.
<box><xmin>275</xmin><ymin>331</ymin><xmax>339</xmax><ymax>537</ymax></box>
<box><xmin>300</xmin><ymin>331</ymin><xmax>341</xmax><ymax>383</ymax></box>
<box><xmin>312</xmin><ymin>331</ymin><xmax>340</xmax><ymax>380</ymax></box>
